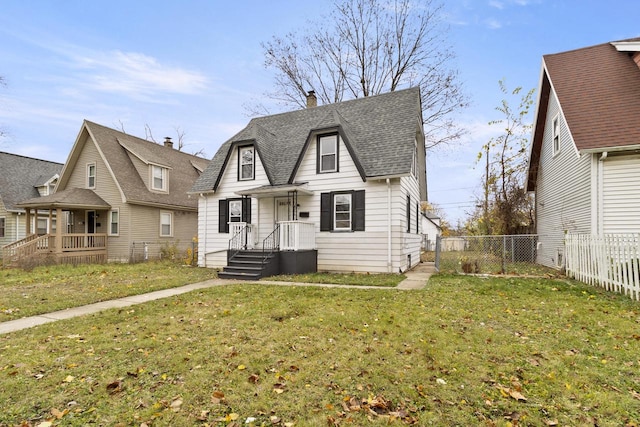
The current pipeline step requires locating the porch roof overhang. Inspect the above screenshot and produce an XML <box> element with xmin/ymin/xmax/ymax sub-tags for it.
<box><xmin>235</xmin><ymin>183</ymin><xmax>314</xmax><ymax>199</ymax></box>
<box><xmin>16</xmin><ymin>187</ymin><xmax>111</xmax><ymax>210</ymax></box>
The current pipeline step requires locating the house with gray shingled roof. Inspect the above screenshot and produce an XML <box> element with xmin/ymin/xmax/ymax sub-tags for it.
<box><xmin>526</xmin><ymin>38</ymin><xmax>640</xmax><ymax>269</ymax></box>
<box><xmin>0</xmin><ymin>152</ymin><xmax>62</xmax><ymax>252</ymax></box>
<box><xmin>4</xmin><ymin>121</ymin><xmax>209</xmax><ymax>265</ymax></box>
<box><xmin>190</xmin><ymin>87</ymin><xmax>427</xmax><ymax>278</ymax></box>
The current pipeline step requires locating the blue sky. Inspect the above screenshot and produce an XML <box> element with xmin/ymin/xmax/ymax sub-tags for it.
<box><xmin>0</xmin><ymin>1</ymin><xmax>638</xmax><ymax>225</ymax></box>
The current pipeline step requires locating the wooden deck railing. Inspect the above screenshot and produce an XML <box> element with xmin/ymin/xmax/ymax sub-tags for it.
<box><xmin>2</xmin><ymin>233</ymin><xmax>108</xmax><ymax>266</ymax></box>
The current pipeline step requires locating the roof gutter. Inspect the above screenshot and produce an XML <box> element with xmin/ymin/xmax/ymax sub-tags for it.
<box><xmin>580</xmin><ymin>144</ymin><xmax>640</xmax><ymax>154</ymax></box>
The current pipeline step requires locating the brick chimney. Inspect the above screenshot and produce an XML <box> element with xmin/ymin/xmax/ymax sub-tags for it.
<box><xmin>164</xmin><ymin>137</ymin><xmax>173</xmax><ymax>149</ymax></box>
<box><xmin>306</xmin><ymin>90</ymin><xmax>317</xmax><ymax>108</ymax></box>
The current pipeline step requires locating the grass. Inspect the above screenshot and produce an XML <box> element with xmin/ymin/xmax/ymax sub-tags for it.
<box><xmin>1</xmin><ymin>269</ymin><xmax>640</xmax><ymax>426</ymax></box>
<box><xmin>0</xmin><ymin>262</ymin><xmax>218</xmax><ymax>320</ymax></box>
<box><xmin>265</xmin><ymin>272</ymin><xmax>405</xmax><ymax>287</ymax></box>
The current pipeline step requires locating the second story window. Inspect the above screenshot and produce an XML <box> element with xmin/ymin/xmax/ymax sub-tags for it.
<box><xmin>152</xmin><ymin>165</ymin><xmax>168</xmax><ymax>191</ymax></box>
<box><xmin>239</xmin><ymin>146</ymin><xmax>254</xmax><ymax>180</ymax></box>
<box><xmin>87</xmin><ymin>163</ymin><xmax>96</xmax><ymax>188</ymax></box>
<box><xmin>318</xmin><ymin>134</ymin><xmax>338</xmax><ymax>173</ymax></box>
<box><xmin>552</xmin><ymin>115</ymin><xmax>560</xmax><ymax>156</ymax></box>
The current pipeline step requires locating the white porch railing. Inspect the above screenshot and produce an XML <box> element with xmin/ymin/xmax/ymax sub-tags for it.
<box><xmin>279</xmin><ymin>221</ymin><xmax>315</xmax><ymax>251</ymax></box>
<box><xmin>229</xmin><ymin>222</ymin><xmax>254</xmax><ymax>249</ymax></box>
<box><xmin>565</xmin><ymin>233</ymin><xmax>640</xmax><ymax>301</ymax></box>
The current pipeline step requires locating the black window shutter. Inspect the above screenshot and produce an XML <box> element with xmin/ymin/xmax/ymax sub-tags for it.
<box><xmin>416</xmin><ymin>203</ymin><xmax>419</xmax><ymax>234</ymax></box>
<box><xmin>353</xmin><ymin>190</ymin><xmax>365</xmax><ymax>231</ymax></box>
<box><xmin>320</xmin><ymin>192</ymin><xmax>332</xmax><ymax>231</ymax></box>
<box><xmin>242</xmin><ymin>197</ymin><xmax>252</xmax><ymax>224</ymax></box>
<box><xmin>218</xmin><ymin>199</ymin><xmax>228</xmax><ymax>233</ymax></box>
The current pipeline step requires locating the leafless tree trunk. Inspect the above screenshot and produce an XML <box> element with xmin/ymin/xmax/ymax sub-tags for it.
<box><xmin>258</xmin><ymin>0</ymin><xmax>468</xmax><ymax>150</ymax></box>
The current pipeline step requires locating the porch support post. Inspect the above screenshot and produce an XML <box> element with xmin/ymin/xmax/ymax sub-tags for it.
<box><xmin>25</xmin><ymin>209</ymin><xmax>31</xmax><ymax>235</ymax></box>
<box><xmin>56</xmin><ymin>208</ymin><xmax>63</xmax><ymax>255</ymax></box>
<box><xmin>48</xmin><ymin>209</ymin><xmax>54</xmax><ymax>234</ymax></box>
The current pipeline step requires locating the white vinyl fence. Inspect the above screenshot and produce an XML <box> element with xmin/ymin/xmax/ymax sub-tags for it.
<box><xmin>565</xmin><ymin>233</ymin><xmax>640</xmax><ymax>301</ymax></box>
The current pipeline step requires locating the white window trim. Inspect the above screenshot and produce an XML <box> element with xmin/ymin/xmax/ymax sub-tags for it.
<box><xmin>108</xmin><ymin>208</ymin><xmax>119</xmax><ymax>236</ymax></box>
<box><xmin>151</xmin><ymin>165</ymin><xmax>168</xmax><ymax>192</ymax></box>
<box><xmin>333</xmin><ymin>193</ymin><xmax>352</xmax><ymax>231</ymax></box>
<box><xmin>87</xmin><ymin>163</ymin><xmax>96</xmax><ymax>189</ymax></box>
<box><xmin>160</xmin><ymin>211</ymin><xmax>173</xmax><ymax>237</ymax></box>
<box><xmin>319</xmin><ymin>134</ymin><xmax>338</xmax><ymax>173</ymax></box>
<box><xmin>239</xmin><ymin>146</ymin><xmax>255</xmax><ymax>181</ymax></box>
<box><xmin>552</xmin><ymin>114</ymin><xmax>560</xmax><ymax>157</ymax></box>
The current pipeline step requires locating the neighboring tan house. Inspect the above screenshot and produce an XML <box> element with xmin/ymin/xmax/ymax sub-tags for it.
<box><xmin>526</xmin><ymin>38</ymin><xmax>640</xmax><ymax>269</ymax></box>
<box><xmin>190</xmin><ymin>88</ymin><xmax>427</xmax><ymax>279</ymax></box>
<box><xmin>4</xmin><ymin>121</ymin><xmax>209</xmax><ymax>265</ymax></box>
<box><xmin>0</xmin><ymin>152</ymin><xmax>63</xmax><ymax>254</ymax></box>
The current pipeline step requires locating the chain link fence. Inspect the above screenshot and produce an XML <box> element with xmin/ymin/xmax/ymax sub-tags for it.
<box><xmin>130</xmin><ymin>240</ymin><xmax>197</xmax><ymax>265</ymax></box>
<box><xmin>435</xmin><ymin>235</ymin><xmax>538</xmax><ymax>274</ymax></box>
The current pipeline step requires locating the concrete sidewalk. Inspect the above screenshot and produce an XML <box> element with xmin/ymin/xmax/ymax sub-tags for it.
<box><xmin>0</xmin><ymin>263</ymin><xmax>434</xmax><ymax>335</ymax></box>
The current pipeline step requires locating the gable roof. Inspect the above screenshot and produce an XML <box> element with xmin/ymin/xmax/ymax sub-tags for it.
<box><xmin>0</xmin><ymin>152</ymin><xmax>63</xmax><ymax>212</ymax></box>
<box><xmin>58</xmin><ymin>121</ymin><xmax>210</xmax><ymax>209</ymax></box>
<box><xmin>191</xmin><ymin>87</ymin><xmax>423</xmax><ymax>193</ymax></box>
<box><xmin>527</xmin><ymin>38</ymin><xmax>640</xmax><ymax>191</ymax></box>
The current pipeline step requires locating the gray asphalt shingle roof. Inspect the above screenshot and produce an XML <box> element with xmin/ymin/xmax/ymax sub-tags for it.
<box><xmin>0</xmin><ymin>152</ymin><xmax>63</xmax><ymax>212</ymax></box>
<box><xmin>191</xmin><ymin>87</ymin><xmax>422</xmax><ymax>193</ymax></box>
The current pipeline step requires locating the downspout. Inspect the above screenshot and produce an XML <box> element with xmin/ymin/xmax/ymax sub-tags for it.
<box><xmin>597</xmin><ymin>152</ymin><xmax>608</xmax><ymax>235</ymax></box>
<box><xmin>387</xmin><ymin>178</ymin><xmax>392</xmax><ymax>273</ymax></box>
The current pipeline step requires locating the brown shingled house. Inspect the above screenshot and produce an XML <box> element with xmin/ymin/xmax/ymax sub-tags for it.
<box><xmin>3</xmin><ymin>121</ymin><xmax>209</xmax><ymax>265</ymax></box>
<box><xmin>526</xmin><ymin>38</ymin><xmax>640</xmax><ymax>269</ymax></box>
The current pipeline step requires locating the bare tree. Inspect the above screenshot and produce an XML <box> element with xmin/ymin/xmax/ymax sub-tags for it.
<box><xmin>259</xmin><ymin>0</ymin><xmax>468</xmax><ymax>149</ymax></box>
<box><xmin>470</xmin><ymin>80</ymin><xmax>535</xmax><ymax>235</ymax></box>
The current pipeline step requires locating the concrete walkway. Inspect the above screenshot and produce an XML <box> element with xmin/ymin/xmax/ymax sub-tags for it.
<box><xmin>0</xmin><ymin>263</ymin><xmax>434</xmax><ymax>335</ymax></box>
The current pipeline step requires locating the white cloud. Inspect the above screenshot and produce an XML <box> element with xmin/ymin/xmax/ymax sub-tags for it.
<box><xmin>71</xmin><ymin>50</ymin><xmax>209</xmax><ymax>98</ymax></box>
<box><xmin>485</xmin><ymin>18</ymin><xmax>503</xmax><ymax>29</ymax></box>
<box><xmin>489</xmin><ymin>1</ymin><xmax>505</xmax><ymax>9</ymax></box>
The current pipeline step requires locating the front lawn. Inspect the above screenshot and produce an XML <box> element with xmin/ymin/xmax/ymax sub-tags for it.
<box><xmin>265</xmin><ymin>271</ymin><xmax>404</xmax><ymax>287</ymax></box>
<box><xmin>0</xmin><ymin>262</ymin><xmax>218</xmax><ymax>320</ymax></box>
<box><xmin>1</xmin><ymin>274</ymin><xmax>639</xmax><ymax>426</ymax></box>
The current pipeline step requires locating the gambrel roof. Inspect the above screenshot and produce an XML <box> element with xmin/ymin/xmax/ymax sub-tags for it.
<box><xmin>191</xmin><ymin>87</ymin><xmax>423</xmax><ymax>193</ymax></box>
<box><xmin>53</xmin><ymin>121</ymin><xmax>210</xmax><ymax>210</ymax></box>
<box><xmin>0</xmin><ymin>152</ymin><xmax>62</xmax><ymax>212</ymax></box>
<box><xmin>527</xmin><ymin>38</ymin><xmax>640</xmax><ymax>191</ymax></box>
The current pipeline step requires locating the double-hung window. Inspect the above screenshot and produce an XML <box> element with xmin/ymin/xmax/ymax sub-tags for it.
<box><xmin>320</xmin><ymin>190</ymin><xmax>365</xmax><ymax>232</ymax></box>
<box><xmin>109</xmin><ymin>209</ymin><xmax>119</xmax><ymax>236</ymax></box>
<box><xmin>239</xmin><ymin>146</ymin><xmax>254</xmax><ymax>180</ymax></box>
<box><xmin>334</xmin><ymin>193</ymin><xmax>352</xmax><ymax>230</ymax></box>
<box><xmin>152</xmin><ymin>165</ymin><xmax>168</xmax><ymax>191</ymax></box>
<box><xmin>160</xmin><ymin>212</ymin><xmax>172</xmax><ymax>237</ymax></box>
<box><xmin>0</xmin><ymin>217</ymin><xmax>5</xmax><ymax>238</ymax></box>
<box><xmin>318</xmin><ymin>134</ymin><xmax>338</xmax><ymax>173</ymax></box>
<box><xmin>87</xmin><ymin>163</ymin><xmax>96</xmax><ymax>188</ymax></box>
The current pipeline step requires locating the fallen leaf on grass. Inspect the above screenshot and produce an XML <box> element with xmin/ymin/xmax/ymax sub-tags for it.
<box><xmin>248</xmin><ymin>373</ymin><xmax>260</xmax><ymax>384</ymax></box>
<box><xmin>170</xmin><ymin>397</ymin><xmax>183</xmax><ymax>412</ymax></box>
<box><xmin>106</xmin><ymin>379</ymin><xmax>124</xmax><ymax>394</ymax></box>
<box><xmin>51</xmin><ymin>407</ymin><xmax>69</xmax><ymax>419</ymax></box>
<box><xmin>211</xmin><ymin>391</ymin><xmax>226</xmax><ymax>404</ymax></box>
<box><xmin>497</xmin><ymin>385</ymin><xmax>527</xmax><ymax>401</ymax></box>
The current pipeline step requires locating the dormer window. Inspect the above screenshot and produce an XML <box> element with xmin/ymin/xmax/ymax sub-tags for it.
<box><xmin>87</xmin><ymin>163</ymin><xmax>96</xmax><ymax>189</ymax></box>
<box><xmin>152</xmin><ymin>165</ymin><xmax>168</xmax><ymax>191</ymax></box>
<box><xmin>239</xmin><ymin>146</ymin><xmax>254</xmax><ymax>181</ymax></box>
<box><xmin>318</xmin><ymin>134</ymin><xmax>338</xmax><ymax>173</ymax></box>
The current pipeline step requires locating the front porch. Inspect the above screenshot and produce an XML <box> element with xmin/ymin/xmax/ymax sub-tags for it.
<box><xmin>4</xmin><ymin>188</ymin><xmax>111</xmax><ymax>267</ymax></box>
<box><xmin>219</xmin><ymin>220</ymin><xmax>317</xmax><ymax>280</ymax></box>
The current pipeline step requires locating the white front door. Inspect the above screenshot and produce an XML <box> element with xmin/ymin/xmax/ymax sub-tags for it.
<box><xmin>275</xmin><ymin>197</ymin><xmax>291</xmax><ymax>224</ymax></box>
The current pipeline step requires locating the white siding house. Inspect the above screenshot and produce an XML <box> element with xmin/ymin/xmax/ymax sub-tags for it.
<box><xmin>191</xmin><ymin>88</ymin><xmax>427</xmax><ymax>278</ymax></box>
<box><xmin>526</xmin><ymin>38</ymin><xmax>640</xmax><ymax>268</ymax></box>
